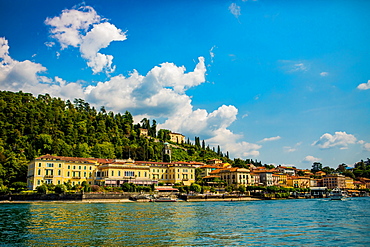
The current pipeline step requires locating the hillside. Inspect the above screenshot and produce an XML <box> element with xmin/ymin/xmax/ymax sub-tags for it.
<box><xmin>0</xmin><ymin>91</ymin><xmax>230</xmax><ymax>187</ymax></box>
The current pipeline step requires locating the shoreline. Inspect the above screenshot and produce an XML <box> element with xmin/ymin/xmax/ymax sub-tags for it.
<box><xmin>0</xmin><ymin>197</ymin><xmax>263</xmax><ymax>203</ymax></box>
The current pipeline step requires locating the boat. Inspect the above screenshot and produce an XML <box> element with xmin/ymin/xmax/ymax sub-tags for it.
<box><xmin>330</xmin><ymin>187</ymin><xmax>347</xmax><ymax>200</ymax></box>
<box><xmin>150</xmin><ymin>197</ymin><xmax>177</xmax><ymax>202</ymax></box>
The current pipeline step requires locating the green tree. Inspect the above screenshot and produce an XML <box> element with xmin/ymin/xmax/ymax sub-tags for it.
<box><xmin>55</xmin><ymin>184</ymin><xmax>67</xmax><ymax>194</ymax></box>
<box><xmin>37</xmin><ymin>184</ymin><xmax>48</xmax><ymax>194</ymax></box>
<box><xmin>238</xmin><ymin>184</ymin><xmax>246</xmax><ymax>194</ymax></box>
<box><xmin>190</xmin><ymin>183</ymin><xmax>201</xmax><ymax>193</ymax></box>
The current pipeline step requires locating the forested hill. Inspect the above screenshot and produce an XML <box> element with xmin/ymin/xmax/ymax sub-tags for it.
<box><xmin>0</xmin><ymin>91</ymin><xmax>229</xmax><ymax>186</ymax></box>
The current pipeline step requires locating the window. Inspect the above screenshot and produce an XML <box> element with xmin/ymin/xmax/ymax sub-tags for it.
<box><xmin>124</xmin><ymin>171</ymin><xmax>134</xmax><ymax>177</ymax></box>
<box><xmin>58</xmin><ymin>164</ymin><xmax>62</xmax><ymax>168</ymax></box>
<box><xmin>47</xmin><ymin>163</ymin><xmax>54</xmax><ymax>167</ymax></box>
<box><xmin>67</xmin><ymin>171</ymin><xmax>70</xmax><ymax>177</ymax></box>
<box><xmin>84</xmin><ymin>166</ymin><xmax>86</xmax><ymax>170</ymax></box>
<box><xmin>38</xmin><ymin>169</ymin><xmax>41</xmax><ymax>176</ymax></box>
<box><xmin>37</xmin><ymin>180</ymin><xmax>41</xmax><ymax>185</ymax></box>
<box><xmin>111</xmin><ymin>171</ymin><xmax>114</xmax><ymax>176</ymax></box>
<box><xmin>58</xmin><ymin>170</ymin><xmax>61</xmax><ymax>176</ymax></box>
<box><xmin>84</xmin><ymin>172</ymin><xmax>86</xmax><ymax>177</ymax></box>
<box><xmin>73</xmin><ymin>166</ymin><xmax>76</xmax><ymax>169</ymax></box>
<box><xmin>68</xmin><ymin>165</ymin><xmax>70</xmax><ymax>169</ymax></box>
<box><xmin>89</xmin><ymin>166</ymin><xmax>92</xmax><ymax>170</ymax></box>
<box><xmin>58</xmin><ymin>180</ymin><xmax>61</xmax><ymax>185</ymax></box>
<box><xmin>38</xmin><ymin>163</ymin><xmax>41</xmax><ymax>167</ymax></box>
<box><xmin>79</xmin><ymin>166</ymin><xmax>81</xmax><ymax>170</ymax></box>
<box><xmin>138</xmin><ymin>172</ymin><xmax>140</xmax><ymax>177</ymax></box>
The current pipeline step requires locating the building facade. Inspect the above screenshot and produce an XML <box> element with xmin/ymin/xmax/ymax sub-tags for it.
<box><xmin>211</xmin><ymin>167</ymin><xmax>251</xmax><ymax>186</ymax></box>
<box><xmin>27</xmin><ymin>155</ymin><xmax>197</xmax><ymax>190</ymax></box>
<box><xmin>169</xmin><ymin>132</ymin><xmax>185</xmax><ymax>143</ymax></box>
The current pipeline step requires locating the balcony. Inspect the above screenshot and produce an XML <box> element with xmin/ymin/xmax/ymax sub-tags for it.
<box><xmin>72</xmin><ymin>176</ymin><xmax>81</xmax><ymax>179</ymax></box>
<box><xmin>44</xmin><ymin>175</ymin><xmax>53</xmax><ymax>179</ymax></box>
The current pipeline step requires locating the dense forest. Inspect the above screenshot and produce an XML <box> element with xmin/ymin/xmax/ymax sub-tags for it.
<box><xmin>0</xmin><ymin>91</ymin><xmax>230</xmax><ymax>188</ymax></box>
<box><xmin>0</xmin><ymin>91</ymin><xmax>369</xmax><ymax>191</ymax></box>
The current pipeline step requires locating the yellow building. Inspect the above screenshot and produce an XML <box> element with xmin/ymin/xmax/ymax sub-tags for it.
<box><xmin>136</xmin><ymin>161</ymin><xmax>196</xmax><ymax>186</ymax></box>
<box><xmin>28</xmin><ymin>155</ymin><xmax>197</xmax><ymax>190</ymax></box>
<box><xmin>286</xmin><ymin>176</ymin><xmax>310</xmax><ymax>188</ymax></box>
<box><xmin>96</xmin><ymin>160</ymin><xmax>152</xmax><ymax>186</ymax></box>
<box><xmin>344</xmin><ymin>177</ymin><xmax>355</xmax><ymax>190</ymax></box>
<box><xmin>169</xmin><ymin>132</ymin><xmax>185</xmax><ymax>143</ymax></box>
<box><xmin>27</xmin><ymin>154</ymin><xmax>101</xmax><ymax>190</ymax></box>
<box><xmin>211</xmin><ymin>167</ymin><xmax>251</xmax><ymax>186</ymax></box>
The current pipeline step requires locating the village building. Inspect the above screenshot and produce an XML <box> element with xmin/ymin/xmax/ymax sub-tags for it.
<box><xmin>276</xmin><ymin>165</ymin><xmax>296</xmax><ymax>176</ymax></box>
<box><xmin>210</xmin><ymin>167</ymin><xmax>251</xmax><ymax>186</ymax></box>
<box><xmin>322</xmin><ymin>173</ymin><xmax>346</xmax><ymax>189</ymax></box>
<box><xmin>27</xmin><ymin>155</ymin><xmax>198</xmax><ymax>190</ymax></box>
<box><xmin>287</xmin><ymin>176</ymin><xmax>310</xmax><ymax>188</ymax></box>
<box><xmin>169</xmin><ymin>132</ymin><xmax>185</xmax><ymax>144</ymax></box>
<box><xmin>139</xmin><ymin>128</ymin><xmax>148</xmax><ymax>136</ymax></box>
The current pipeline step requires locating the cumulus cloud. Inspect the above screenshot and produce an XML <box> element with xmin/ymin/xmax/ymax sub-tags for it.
<box><xmin>229</xmin><ymin>3</ymin><xmax>241</xmax><ymax>19</ymax></box>
<box><xmin>0</xmin><ymin>37</ymin><xmax>47</xmax><ymax>90</ymax></box>
<box><xmin>303</xmin><ymin>155</ymin><xmax>321</xmax><ymax>163</ymax></box>
<box><xmin>259</xmin><ymin>136</ymin><xmax>281</xmax><ymax>143</ymax></box>
<box><xmin>364</xmin><ymin>143</ymin><xmax>370</xmax><ymax>152</ymax></box>
<box><xmin>320</xmin><ymin>72</ymin><xmax>329</xmax><ymax>76</ymax></box>
<box><xmin>312</xmin><ymin>131</ymin><xmax>357</xmax><ymax>149</ymax></box>
<box><xmin>1</xmin><ymin>37</ymin><xmax>259</xmax><ymax>158</ymax></box>
<box><xmin>357</xmin><ymin>80</ymin><xmax>370</xmax><ymax>90</ymax></box>
<box><xmin>45</xmin><ymin>6</ymin><xmax>127</xmax><ymax>74</ymax></box>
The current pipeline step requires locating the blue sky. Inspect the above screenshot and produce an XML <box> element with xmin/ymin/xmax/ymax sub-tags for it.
<box><xmin>1</xmin><ymin>0</ymin><xmax>369</xmax><ymax>168</ymax></box>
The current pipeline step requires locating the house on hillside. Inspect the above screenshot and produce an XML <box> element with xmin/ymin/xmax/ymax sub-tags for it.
<box><xmin>169</xmin><ymin>132</ymin><xmax>185</xmax><ymax>144</ymax></box>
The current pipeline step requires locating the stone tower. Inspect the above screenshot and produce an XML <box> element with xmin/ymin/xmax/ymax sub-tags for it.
<box><xmin>163</xmin><ymin>142</ymin><xmax>171</xmax><ymax>162</ymax></box>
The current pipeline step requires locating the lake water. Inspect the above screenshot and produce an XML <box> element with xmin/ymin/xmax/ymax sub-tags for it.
<box><xmin>1</xmin><ymin>197</ymin><xmax>370</xmax><ymax>246</ymax></box>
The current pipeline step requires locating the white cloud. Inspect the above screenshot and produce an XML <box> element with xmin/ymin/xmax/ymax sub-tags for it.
<box><xmin>303</xmin><ymin>155</ymin><xmax>321</xmax><ymax>163</ymax></box>
<box><xmin>44</xmin><ymin>41</ymin><xmax>55</xmax><ymax>48</ymax></box>
<box><xmin>209</xmin><ymin>46</ymin><xmax>216</xmax><ymax>63</ymax></box>
<box><xmin>279</xmin><ymin>60</ymin><xmax>309</xmax><ymax>73</ymax></box>
<box><xmin>357</xmin><ymin>80</ymin><xmax>370</xmax><ymax>90</ymax></box>
<box><xmin>312</xmin><ymin>131</ymin><xmax>357</xmax><ymax>149</ymax></box>
<box><xmin>0</xmin><ymin>37</ymin><xmax>47</xmax><ymax>89</ymax></box>
<box><xmin>320</xmin><ymin>72</ymin><xmax>329</xmax><ymax>76</ymax></box>
<box><xmin>0</xmin><ymin>37</ymin><xmax>85</xmax><ymax>99</ymax></box>
<box><xmin>45</xmin><ymin>6</ymin><xmax>127</xmax><ymax>74</ymax></box>
<box><xmin>284</xmin><ymin>142</ymin><xmax>302</xmax><ymax>153</ymax></box>
<box><xmin>1</xmin><ymin>39</ymin><xmax>257</xmax><ymax>158</ymax></box>
<box><xmin>284</xmin><ymin>147</ymin><xmax>296</xmax><ymax>153</ymax></box>
<box><xmin>229</xmin><ymin>3</ymin><xmax>241</xmax><ymax>19</ymax></box>
<box><xmin>364</xmin><ymin>143</ymin><xmax>370</xmax><ymax>152</ymax></box>
<box><xmin>259</xmin><ymin>136</ymin><xmax>281</xmax><ymax>143</ymax></box>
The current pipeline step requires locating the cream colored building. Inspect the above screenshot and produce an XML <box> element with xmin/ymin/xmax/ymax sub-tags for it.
<box><xmin>211</xmin><ymin>167</ymin><xmax>251</xmax><ymax>186</ymax></box>
<box><xmin>27</xmin><ymin>155</ymin><xmax>197</xmax><ymax>190</ymax></box>
<box><xmin>169</xmin><ymin>132</ymin><xmax>185</xmax><ymax>143</ymax></box>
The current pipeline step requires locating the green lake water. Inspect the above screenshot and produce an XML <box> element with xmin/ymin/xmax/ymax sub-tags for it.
<box><xmin>1</xmin><ymin>197</ymin><xmax>369</xmax><ymax>246</ymax></box>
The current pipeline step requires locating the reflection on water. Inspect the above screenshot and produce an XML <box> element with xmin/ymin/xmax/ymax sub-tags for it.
<box><xmin>1</xmin><ymin>198</ymin><xmax>370</xmax><ymax>246</ymax></box>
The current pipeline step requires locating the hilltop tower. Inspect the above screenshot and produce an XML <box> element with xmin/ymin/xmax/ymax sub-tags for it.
<box><xmin>163</xmin><ymin>142</ymin><xmax>171</xmax><ymax>162</ymax></box>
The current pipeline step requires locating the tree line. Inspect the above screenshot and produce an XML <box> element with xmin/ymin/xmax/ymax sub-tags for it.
<box><xmin>0</xmin><ymin>91</ymin><xmax>229</xmax><ymax>189</ymax></box>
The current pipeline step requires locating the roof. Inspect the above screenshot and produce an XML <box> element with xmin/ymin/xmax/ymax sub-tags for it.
<box><xmin>36</xmin><ymin>154</ymin><xmax>101</xmax><ymax>164</ymax></box>
<box><xmin>155</xmin><ymin>187</ymin><xmax>179</xmax><ymax>191</ymax></box>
